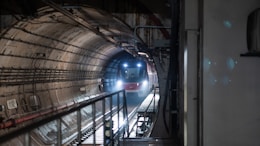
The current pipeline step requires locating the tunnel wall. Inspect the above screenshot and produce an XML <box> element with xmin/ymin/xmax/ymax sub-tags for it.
<box><xmin>0</xmin><ymin>1</ymin><xmax>170</xmax><ymax>143</ymax></box>
<box><xmin>0</xmin><ymin>6</ymin><xmax>128</xmax><ymax>138</ymax></box>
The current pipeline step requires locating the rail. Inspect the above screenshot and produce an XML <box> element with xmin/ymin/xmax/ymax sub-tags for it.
<box><xmin>0</xmin><ymin>90</ymin><xmax>129</xmax><ymax>146</ymax></box>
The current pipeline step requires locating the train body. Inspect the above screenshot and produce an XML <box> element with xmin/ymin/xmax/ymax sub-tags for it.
<box><xmin>116</xmin><ymin>59</ymin><xmax>155</xmax><ymax>97</ymax></box>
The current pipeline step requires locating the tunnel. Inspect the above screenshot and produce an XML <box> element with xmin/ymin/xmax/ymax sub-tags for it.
<box><xmin>2</xmin><ymin>0</ymin><xmax>260</xmax><ymax>146</ymax></box>
<box><xmin>0</xmin><ymin>0</ymin><xmax>179</xmax><ymax>145</ymax></box>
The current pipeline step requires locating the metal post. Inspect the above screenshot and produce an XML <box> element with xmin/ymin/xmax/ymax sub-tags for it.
<box><xmin>153</xmin><ymin>90</ymin><xmax>156</xmax><ymax>112</ymax></box>
<box><xmin>103</xmin><ymin>99</ymin><xmax>106</xmax><ymax>146</ymax></box>
<box><xmin>77</xmin><ymin>109</ymin><xmax>82</xmax><ymax>144</ymax></box>
<box><xmin>92</xmin><ymin>103</ymin><xmax>96</xmax><ymax>146</ymax></box>
<box><xmin>117</xmin><ymin>93</ymin><xmax>120</xmax><ymax>145</ymax></box>
<box><xmin>24</xmin><ymin>132</ymin><xmax>31</xmax><ymax>146</ymax></box>
<box><xmin>169</xmin><ymin>0</ymin><xmax>180</xmax><ymax>138</ymax></box>
<box><xmin>123</xmin><ymin>90</ymin><xmax>129</xmax><ymax>137</ymax></box>
<box><xmin>110</xmin><ymin>95</ymin><xmax>113</xmax><ymax>146</ymax></box>
<box><xmin>57</xmin><ymin>118</ymin><xmax>62</xmax><ymax>146</ymax></box>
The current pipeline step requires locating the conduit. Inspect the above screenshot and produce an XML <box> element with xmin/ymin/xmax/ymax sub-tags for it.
<box><xmin>0</xmin><ymin>93</ymin><xmax>105</xmax><ymax>129</ymax></box>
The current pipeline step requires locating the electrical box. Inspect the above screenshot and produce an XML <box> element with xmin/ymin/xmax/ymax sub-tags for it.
<box><xmin>80</xmin><ymin>87</ymin><xmax>86</xmax><ymax>92</ymax></box>
<box><xmin>7</xmin><ymin>99</ymin><xmax>18</xmax><ymax>110</ymax></box>
<box><xmin>29</xmin><ymin>95</ymin><xmax>41</xmax><ymax>111</ymax></box>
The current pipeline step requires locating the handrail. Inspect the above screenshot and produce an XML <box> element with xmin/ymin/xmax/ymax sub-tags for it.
<box><xmin>0</xmin><ymin>90</ymin><xmax>129</xmax><ymax>145</ymax></box>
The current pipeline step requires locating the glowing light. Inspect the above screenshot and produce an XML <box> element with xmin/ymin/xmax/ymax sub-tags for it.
<box><xmin>115</xmin><ymin>79</ymin><xmax>124</xmax><ymax>91</ymax></box>
<box><xmin>209</xmin><ymin>74</ymin><xmax>217</xmax><ymax>85</ymax></box>
<box><xmin>222</xmin><ymin>76</ymin><xmax>231</xmax><ymax>85</ymax></box>
<box><xmin>117</xmin><ymin>80</ymin><xmax>123</xmax><ymax>86</ymax></box>
<box><xmin>123</xmin><ymin>63</ymin><xmax>128</xmax><ymax>67</ymax></box>
<box><xmin>226</xmin><ymin>58</ymin><xmax>236</xmax><ymax>70</ymax></box>
<box><xmin>224</xmin><ymin>20</ymin><xmax>232</xmax><ymax>28</ymax></box>
<box><xmin>142</xmin><ymin>80</ymin><xmax>148</xmax><ymax>86</ymax></box>
<box><xmin>137</xmin><ymin>63</ymin><xmax>142</xmax><ymax>67</ymax></box>
<box><xmin>204</xmin><ymin>57</ymin><xmax>211</xmax><ymax>72</ymax></box>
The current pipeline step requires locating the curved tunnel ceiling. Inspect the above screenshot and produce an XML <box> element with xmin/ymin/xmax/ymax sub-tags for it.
<box><xmin>0</xmin><ymin>6</ymin><xmax>137</xmax><ymax>79</ymax></box>
<box><xmin>0</xmin><ymin>4</ymin><xmax>141</xmax><ymax>119</ymax></box>
<box><xmin>0</xmin><ymin>0</ymin><xmax>171</xmax><ymax>105</ymax></box>
<box><xmin>0</xmin><ymin>1</ymin><xmax>171</xmax><ymax>140</ymax></box>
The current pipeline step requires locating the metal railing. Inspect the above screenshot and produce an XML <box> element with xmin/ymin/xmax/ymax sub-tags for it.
<box><xmin>129</xmin><ymin>87</ymin><xmax>159</xmax><ymax>138</ymax></box>
<box><xmin>0</xmin><ymin>90</ymin><xmax>129</xmax><ymax>146</ymax></box>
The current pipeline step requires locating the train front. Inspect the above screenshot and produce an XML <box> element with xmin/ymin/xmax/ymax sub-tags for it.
<box><xmin>116</xmin><ymin>60</ymin><xmax>149</xmax><ymax>97</ymax></box>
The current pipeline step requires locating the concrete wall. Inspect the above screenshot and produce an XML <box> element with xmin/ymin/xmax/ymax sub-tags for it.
<box><xmin>203</xmin><ymin>0</ymin><xmax>260</xmax><ymax>145</ymax></box>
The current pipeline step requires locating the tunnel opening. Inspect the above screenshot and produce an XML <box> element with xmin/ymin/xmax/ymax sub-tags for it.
<box><xmin>0</xmin><ymin>0</ymin><xmax>182</xmax><ymax>145</ymax></box>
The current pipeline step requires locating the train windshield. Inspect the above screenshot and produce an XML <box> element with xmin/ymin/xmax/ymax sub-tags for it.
<box><xmin>119</xmin><ymin>63</ymin><xmax>147</xmax><ymax>82</ymax></box>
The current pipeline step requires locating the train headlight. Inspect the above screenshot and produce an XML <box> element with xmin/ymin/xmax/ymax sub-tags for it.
<box><xmin>137</xmin><ymin>63</ymin><xmax>142</xmax><ymax>67</ymax></box>
<box><xmin>115</xmin><ymin>80</ymin><xmax>123</xmax><ymax>90</ymax></box>
<box><xmin>116</xmin><ymin>80</ymin><xmax>123</xmax><ymax>86</ymax></box>
<box><xmin>123</xmin><ymin>63</ymin><xmax>128</xmax><ymax>68</ymax></box>
<box><xmin>142</xmin><ymin>80</ymin><xmax>148</xmax><ymax>86</ymax></box>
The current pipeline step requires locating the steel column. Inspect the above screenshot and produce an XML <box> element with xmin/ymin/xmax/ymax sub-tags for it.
<box><xmin>57</xmin><ymin>118</ymin><xmax>62</xmax><ymax>146</ymax></box>
<box><xmin>24</xmin><ymin>132</ymin><xmax>30</xmax><ymax>146</ymax></box>
<box><xmin>77</xmin><ymin>109</ymin><xmax>82</xmax><ymax>144</ymax></box>
<box><xmin>92</xmin><ymin>103</ymin><xmax>96</xmax><ymax>146</ymax></box>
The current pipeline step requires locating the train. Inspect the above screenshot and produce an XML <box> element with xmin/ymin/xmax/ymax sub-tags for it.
<box><xmin>115</xmin><ymin>59</ymin><xmax>157</xmax><ymax>97</ymax></box>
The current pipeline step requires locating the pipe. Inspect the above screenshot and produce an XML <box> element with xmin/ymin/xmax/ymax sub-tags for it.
<box><xmin>0</xmin><ymin>92</ymin><xmax>109</xmax><ymax>129</ymax></box>
<box><xmin>0</xmin><ymin>100</ymin><xmax>76</xmax><ymax>129</ymax></box>
<box><xmin>0</xmin><ymin>67</ymin><xmax>102</xmax><ymax>86</ymax></box>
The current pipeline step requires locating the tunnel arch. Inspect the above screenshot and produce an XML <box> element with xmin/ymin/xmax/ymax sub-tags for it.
<box><xmin>0</xmin><ymin>5</ymin><xmax>139</xmax><ymax>127</ymax></box>
<box><xmin>0</xmin><ymin>0</ymin><xmax>175</xmax><ymax>144</ymax></box>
